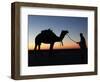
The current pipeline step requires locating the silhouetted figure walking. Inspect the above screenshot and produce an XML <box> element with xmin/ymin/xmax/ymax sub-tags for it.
<box><xmin>76</xmin><ymin>33</ymin><xmax>87</xmax><ymax>63</ymax></box>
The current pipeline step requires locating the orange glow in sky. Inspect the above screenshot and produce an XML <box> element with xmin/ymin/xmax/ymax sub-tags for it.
<box><xmin>28</xmin><ymin>41</ymin><xmax>80</xmax><ymax>50</ymax></box>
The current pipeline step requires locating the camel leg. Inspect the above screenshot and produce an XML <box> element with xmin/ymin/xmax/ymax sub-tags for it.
<box><xmin>50</xmin><ymin>43</ymin><xmax>54</xmax><ymax>55</ymax></box>
<box><xmin>50</xmin><ymin>44</ymin><xmax>54</xmax><ymax>50</ymax></box>
<box><xmin>38</xmin><ymin>44</ymin><xmax>41</xmax><ymax>50</ymax></box>
<box><xmin>34</xmin><ymin>44</ymin><xmax>37</xmax><ymax>51</ymax></box>
<box><xmin>34</xmin><ymin>44</ymin><xmax>38</xmax><ymax>55</ymax></box>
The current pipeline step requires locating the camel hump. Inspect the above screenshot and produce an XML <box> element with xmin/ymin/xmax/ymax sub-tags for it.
<box><xmin>41</xmin><ymin>29</ymin><xmax>52</xmax><ymax>33</ymax></box>
<box><xmin>41</xmin><ymin>29</ymin><xmax>54</xmax><ymax>35</ymax></box>
<box><xmin>41</xmin><ymin>29</ymin><xmax>57</xmax><ymax>38</ymax></box>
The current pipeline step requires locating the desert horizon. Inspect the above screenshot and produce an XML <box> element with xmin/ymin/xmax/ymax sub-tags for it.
<box><xmin>28</xmin><ymin>47</ymin><xmax>80</xmax><ymax>51</ymax></box>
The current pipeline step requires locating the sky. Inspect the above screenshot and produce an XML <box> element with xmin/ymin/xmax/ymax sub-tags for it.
<box><xmin>28</xmin><ymin>15</ymin><xmax>88</xmax><ymax>50</ymax></box>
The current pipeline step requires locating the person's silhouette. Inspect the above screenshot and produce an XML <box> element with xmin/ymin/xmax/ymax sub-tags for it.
<box><xmin>76</xmin><ymin>33</ymin><xmax>87</xmax><ymax>49</ymax></box>
<box><xmin>76</xmin><ymin>33</ymin><xmax>87</xmax><ymax>63</ymax></box>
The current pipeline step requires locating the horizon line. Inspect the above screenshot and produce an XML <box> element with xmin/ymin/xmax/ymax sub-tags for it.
<box><xmin>28</xmin><ymin>48</ymin><xmax>82</xmax><ymax>51</ymax></box>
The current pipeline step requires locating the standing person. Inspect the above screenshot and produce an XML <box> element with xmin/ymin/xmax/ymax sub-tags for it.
<box><xmin>76</xmin><ymin>33</ymin><xmax>87</xmax><ymax>63</ymax></box>
<box><xmin>76</xmin><ymin>33</ymin><xmax>87</xmax><ymax>49</ymax></box>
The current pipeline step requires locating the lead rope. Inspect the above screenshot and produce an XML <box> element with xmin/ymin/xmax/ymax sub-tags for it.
<box><xmin>67</xmin><ymin>34</ymin><xmax>77</xmax><ymax>43</ymax></box>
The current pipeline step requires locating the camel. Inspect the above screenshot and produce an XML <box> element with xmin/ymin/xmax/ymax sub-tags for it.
<box><xmin>34</xmin><ymin>29</ymin><xmax>69</xmax><ymax>51</ymax></box>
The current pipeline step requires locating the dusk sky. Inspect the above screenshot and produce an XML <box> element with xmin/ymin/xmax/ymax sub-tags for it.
<box><xmin>28</xmin><ymin>15</ymin><xmax>88</xmax><ymax>50</ymax></box>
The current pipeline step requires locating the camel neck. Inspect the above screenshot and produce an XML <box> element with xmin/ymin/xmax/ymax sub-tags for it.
<box><xmin>59</xmin><ymin>32</ymin><xmax>67</xmax><ymax>41</ymax></box>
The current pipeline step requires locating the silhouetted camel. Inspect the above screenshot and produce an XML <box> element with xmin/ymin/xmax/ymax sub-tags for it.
<box><xmin>34</xmin><ymin>29</ymin><xmax>69</xmax><ymax>52</ymax></box>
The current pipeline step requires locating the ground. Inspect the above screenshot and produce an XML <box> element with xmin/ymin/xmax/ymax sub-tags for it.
<box><xmin>28</xmin><ymin>49</ymin><xmax>88</xmax><ymax>66</ymax></box>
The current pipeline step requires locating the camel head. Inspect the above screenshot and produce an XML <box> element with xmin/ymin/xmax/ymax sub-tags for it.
<box><xmin>62</xmin><ymin>30</ymin><xmax>69</xmax><ymax>34</ymax></box>
<box><xmin>60</xmin><ymin>30</ymin><xmax>69</xmax><ymax>38</ymax></box>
